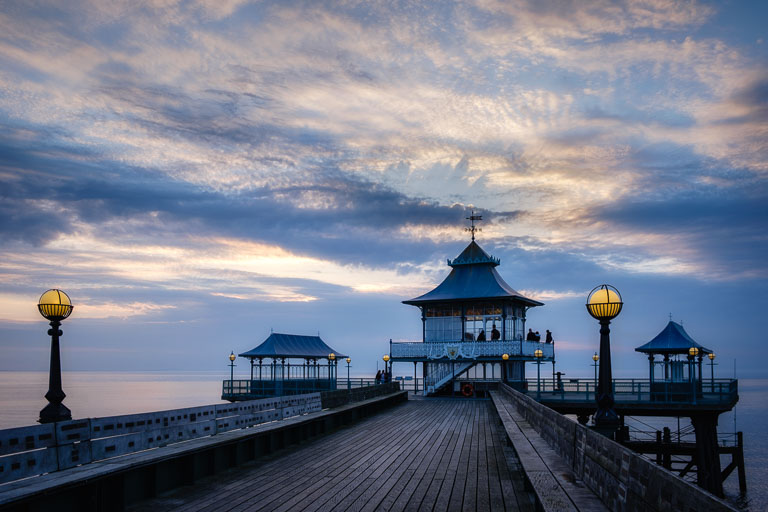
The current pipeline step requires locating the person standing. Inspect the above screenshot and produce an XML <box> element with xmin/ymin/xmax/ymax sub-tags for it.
<box><xmin>491</xmin><ymin>324</ymin><xmax>500</xmax><ymax>340</ymax></box>
<box><xmin>545</xmin><ymin>330</ymin><xmax>553</xmax><ymax>343</ymax></box>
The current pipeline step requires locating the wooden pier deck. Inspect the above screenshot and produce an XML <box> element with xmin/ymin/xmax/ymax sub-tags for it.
<box><xmin>128</xmin><ymin>399</ymin><xmax>536</xmax><ymax>512</ymax></box>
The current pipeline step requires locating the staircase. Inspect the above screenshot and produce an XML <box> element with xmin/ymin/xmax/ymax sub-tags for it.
<box><xmin>425</xmin><ymin>361</ymin><xmax>475</xmax><ymax>395</ymax></box>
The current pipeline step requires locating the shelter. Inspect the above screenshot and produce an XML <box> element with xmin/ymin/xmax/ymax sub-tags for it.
<box><xmin>223</xmin><ymin>333</ymin><xmax>346</xmax><ymax>401</ymax></box>
<box><xmin>392</xmin><ymin>231</ymin><xmax>553</xmax><ymax>396</ymax></box>
<box><xmin>635</xmin><ymin>321</ymin><xmax>712</xmax><ymax>397</ymax></box>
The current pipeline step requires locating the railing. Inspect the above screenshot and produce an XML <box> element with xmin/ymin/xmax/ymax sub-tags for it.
<box><xmin>236</xmin><ymin>363</ymin><xmax>333</xmax><ymax>380</ymax></box>
<box><xmin>0</xmin><ymin>393</ymin><xmax>323</xmax><ymax>486</ymax></box>
<box><xmin>423</xmin><ymin>361</ymin><xmax>475</xmax><ymax>392</ymax></box>
<box><xmin>390</xmin><ymin>340</ymin><xmax>554</xmax><ymax>359</ymax></box>
<box><xmin>520</xmin><ymin>378</ymin><xmax>738</xmax><ymax>404</ymax></box>
<box><xmin>222</xmin><ymin>378</ymin><xmax>380</xmax><ymax>399</ymax></box>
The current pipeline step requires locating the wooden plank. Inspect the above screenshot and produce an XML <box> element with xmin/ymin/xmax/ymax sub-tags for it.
<box><xmin>378</xmin><ymin>401</ymin><xmax>468</xmax><ymax>511</ymax></box>
<box><xmin>125</xmin><ymin>398</ymin><xmax>539</xmax><ymax>512</ymax></box>
<box><xmin>303</xmin><ymin>402</ymin><xmax>443</xmax><ymax>512</ymax></box>
<box><xmin>196</xmin><ymin>398</ymin><xmax>422</xmax><ymax>512</ymax></box>
<box><xmin>446</xmin><ymin>401</ymin><xmax>476</xmax><ymax>512</ymax></box>
<box><xmin>424</xmin><ymin>399</ymin><xmax>474</xmax><ymax>512</ymax></box>
<box><xmin>177</xmin><ymin>401</ymin><xmax>414</xmax><ymax>512</ymax></box>
<box><xmin>359</xmin><ymin>400</ymin><xmax>464</xmax><ymax>511</ymax></box>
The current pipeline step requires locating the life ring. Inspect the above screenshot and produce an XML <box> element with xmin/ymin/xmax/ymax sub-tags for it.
<box><xmin>461</xmin><ymin>383</ymin><xmax>474</xmax><ymax>397</ymax></box>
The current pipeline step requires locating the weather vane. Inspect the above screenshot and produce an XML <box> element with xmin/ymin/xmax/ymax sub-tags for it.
<box><xmin>465</xmin><ymin>209</ymin><xmax>482</xmax><ymax>241</ymax></box>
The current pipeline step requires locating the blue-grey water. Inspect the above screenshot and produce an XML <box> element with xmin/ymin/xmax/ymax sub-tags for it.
<box><xmin>0</xmin><ymin>372</ymin><xmax>765</xmax><ymax>510</ymax></box>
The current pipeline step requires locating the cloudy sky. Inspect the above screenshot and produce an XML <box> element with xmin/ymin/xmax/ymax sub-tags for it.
<box><xmin>0</xmin><ymin>0</ymin><xmax>766</xmax><ymax>380</ymax></box>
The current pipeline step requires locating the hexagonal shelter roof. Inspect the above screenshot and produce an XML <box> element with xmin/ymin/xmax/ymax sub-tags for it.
<box><xmin>403</xmin><ymin>241</ymin><xmax>543</xmax><ymax>306</ymax></box>
<box><xmin>239</xmin><ymin>333</ymin><xmax>347</xmax><ymax>360</ymax></box>
<box><xmin>634</xmin><ymin>321</ymin><xmax>711</xmax><ymax>355</ymax></box>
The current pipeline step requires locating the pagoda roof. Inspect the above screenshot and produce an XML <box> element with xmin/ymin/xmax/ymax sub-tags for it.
<box><xmin>403</xmin><ymin>241</ymin><xmax>542</xmax><ymax>306</ymax></box>
<box><xmin>634</xmin><ymin>321</ymin><xmax>711</xmax><ymax>355</ymax></box>
<box><xmin>239</xmin><ymin>333</ymin><xmax>346</xmax><ymax>359</ymax></box>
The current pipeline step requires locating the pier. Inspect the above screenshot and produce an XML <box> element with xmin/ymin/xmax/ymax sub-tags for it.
<box><xmin>1</xmin><ymin>231</ymin><xmax>744</xmax><ymax>511</ymax></box>
<box><xmin>0</xmin><ymin>388</ymin><xmax>739</xmax><ymax>511</ymax></box>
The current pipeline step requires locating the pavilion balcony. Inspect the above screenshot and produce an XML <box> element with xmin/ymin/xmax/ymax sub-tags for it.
<box><xmin>390</xmin><ymin>340</ymin><xmax>554</xmax><ymax>360</ymax></box>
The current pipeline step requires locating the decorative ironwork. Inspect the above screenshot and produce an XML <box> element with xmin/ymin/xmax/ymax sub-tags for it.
<box><xmin>390</xmin><ymin>340</ymin><xmax>552</xmax><ymax>360</ymax></box>
<box><xmin>465</xmin><ymin>209</ymin><xmax>482</xmax><ymax>241</ymax></box>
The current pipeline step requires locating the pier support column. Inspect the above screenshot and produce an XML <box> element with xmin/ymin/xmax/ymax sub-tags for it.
<box><xmin>691</xmin><ymin>413</ymin><xmax>724</xmax><ymax>497</ymax></box>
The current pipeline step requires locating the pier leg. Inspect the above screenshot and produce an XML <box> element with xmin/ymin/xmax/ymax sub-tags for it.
<box><xmin>656</xmin><ymin>431</ymin><xmax>662</xmax><ymax>465</ymax></box>
<box><xmin>737</xmin><ymin>431</ymin><xmax>747</xmax><ymax>494</ymax></box>
<box><xmin>691</xmin><ymin>413</ymin><xmax>724</xmax><ymax>497</ymax></box>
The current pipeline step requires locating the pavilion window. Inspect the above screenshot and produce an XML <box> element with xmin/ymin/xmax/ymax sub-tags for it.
<box><xmin>424</xmin><ymin>305</ymin><xmax>461</xmax><ymax>342</ymax></box>
<box><xmin>462</xmin><ymin>303</ymin><xmax>503</xmax><ymax>341</ymax></box>
<box><xmin>503</xmin><ymin>304</ymin><xmax>524</xmax><ymax>340</ymax></box>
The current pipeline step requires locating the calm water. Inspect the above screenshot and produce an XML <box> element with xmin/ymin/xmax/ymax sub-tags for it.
<box><xmin>0</xmin><ymin>372</ymin><xmax>765</xmax><ymax>510</ymax></box>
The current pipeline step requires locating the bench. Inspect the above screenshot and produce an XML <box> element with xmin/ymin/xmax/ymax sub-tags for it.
<box><xmin>490</xmin><ymin>391</ymin><xmax>608</xmax><ymax>512</ymax></box>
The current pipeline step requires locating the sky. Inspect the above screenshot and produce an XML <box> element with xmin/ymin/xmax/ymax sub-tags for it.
<box><xmin>0</xmin><ymin>0</ymin><xmax>766</xmax><ymax>380</ymax></box>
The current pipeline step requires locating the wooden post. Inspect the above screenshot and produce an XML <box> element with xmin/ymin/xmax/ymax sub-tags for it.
<box><xmin>691</xmin><ymin>413</ymin><xmax>724</xmax><ymax>497</ymax></box>
<box><xmin>737</xmin><ymin>431</ymin><xmax>747</xmax><ymax>494</ymax></box>
<box><xmin>662</xmin><ymin>427</ymin><xmax>672</xmax><ymax>469</ymax></box>
<box><xmin>656</xmin><ymin>430</ymin><xmax>662</xmax><ymax>465</ymax></box>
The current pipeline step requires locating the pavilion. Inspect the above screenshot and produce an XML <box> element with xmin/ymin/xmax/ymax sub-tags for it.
<box><xmin>635</xmin><ymin>320</ymin><xmax>712</xmax><ymax>401</ymax></box>
<box><xmin>222</xmin><ymin>333</ymin><xmax>346</xmax><ymax>400</ymax></box>
<box><xmin>391</xmin><ymin>227</ymin><xmax>553</xmax><ymax>396</ymax></box>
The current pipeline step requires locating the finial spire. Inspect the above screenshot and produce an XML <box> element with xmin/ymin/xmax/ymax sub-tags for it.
<box><xmin>465</xmin><ymin>209</ymin><xmax>483</xmax><ymax>241</ymax></box>
<box><xmin>669</xmin><ymin>313</ymin><xmax>672</xmax><ymax>322</ymax></box>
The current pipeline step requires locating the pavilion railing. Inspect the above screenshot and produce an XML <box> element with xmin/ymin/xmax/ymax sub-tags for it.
<box><xmin>390</xmin><ymin>340</ymin><xmax>554</xmax><ymax>359</ymax></box>
<box><xmin>236</xmin><ymin>363</ymin><xmax>334</xmax><ymax>381</ymax></box>
<box><xmin>520</xmin><ymin>378</ymin><xmax>738</xmax><ymax>404</ymax></box>
<box><xmin>222</xmin><ymin>378</ymin><xmax>383</xmax><ymax>399</ymax></box>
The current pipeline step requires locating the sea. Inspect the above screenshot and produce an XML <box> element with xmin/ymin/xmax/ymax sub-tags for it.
<box><xmin>0</xmin><ymin>372</ymin><xmax>765</xmax><ymax>510</ymax></box>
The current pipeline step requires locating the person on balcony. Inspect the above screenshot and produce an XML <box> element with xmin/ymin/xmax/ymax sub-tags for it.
<box><xmin>477</xmin><ymin>329</ymin><xmax>486</xmax><ymax>341</ymax></box>
<box><xmin>491</xmin><ymin>324</ymin><xmax>500</xmax><ymax>340</ymax></box>
<box><xmin>534</xmin><ymin>331</ymin><xmax>541</xmax><ymax>341</ymax></box>
<box><xmin>546</xmin><ymin>330</ymin><xmax>553</xmax><ymax>343</ymax></box>
<box><xmin>526</xmin><ymin>328</ymin><xmax>535</xmax><ymax>341</ymax></box>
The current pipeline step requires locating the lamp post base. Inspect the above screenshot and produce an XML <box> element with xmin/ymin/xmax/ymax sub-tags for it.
<box><xmin>592</xmin><ymin>403</ymin><xmax>621</xmax><ymax>439</ymax></box>
<box><xmin>590</xmin><ymin>422</ymin><xmax>620</xmax><ymax>440</ymax></box>
<box><xmin>39</xmin><ymin>402</ymin><xmax>71</xmax><ymax>424</ymax></box>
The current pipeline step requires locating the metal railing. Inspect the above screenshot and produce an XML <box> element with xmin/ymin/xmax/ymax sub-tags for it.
<box><xmin>520</xmin><ymin>378</ymin><xmax>738</xmax><ymax>404</ymax></box>
<box><xmin>222</xmin><ymin>378</ymin><xmax>383</xmax><ymax>399</ymax></box>
<box><xmin>390</xmin><ymin>340</ymin><xmax>554</xmax><ymax>359</ymax></box>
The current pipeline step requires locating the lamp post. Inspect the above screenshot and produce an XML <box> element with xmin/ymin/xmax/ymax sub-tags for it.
<box><xmin>534</xmin><ymin>349</ymin><xmax>543</xmax><ymax>400</ymax></box>
<box><xmin>592</xmin><ymin>353</ymin><xmax>599</xmax><ymax>395</ymax></box>
<box><xmin>688</xmin><ymin>346</ymin><xmax>699</xmax><ymax>404</ymax></box>
<box><xmin>229</xmin><ymin>351</ymin><xmax>236</xmax><ymax>395</ymax></box>
<box><xmin>383</xmin><ymin>354</ymin><xmax>390</xmax><ymax>383</ymax></box>
<box><xmin>708</xmin><ymin>353</ymin><xmax>716</xmax><ymax>389</ymax></box>
<box><xmin>38</xmin><ymin>289</ymin><xmax>74</xmax><ymax>424</ymax></box>
<box><xmin>502</xmin><ymin>353</ymin><xmax>509</xmax><ymax>383</ymax></box>
<box><xmin>586</xmin><ymin>284</ymin><xmax>623</xmax><ymax>431</ymax></box>
<box><xmin>346</xmin><ymin>357</ymin><xmax>351</xmax><ymax>390</ymax></box>
<box><xmin>329</xmin><ymin>353</ymin><xmax>336</xmax><ymax>386</ymax></box>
